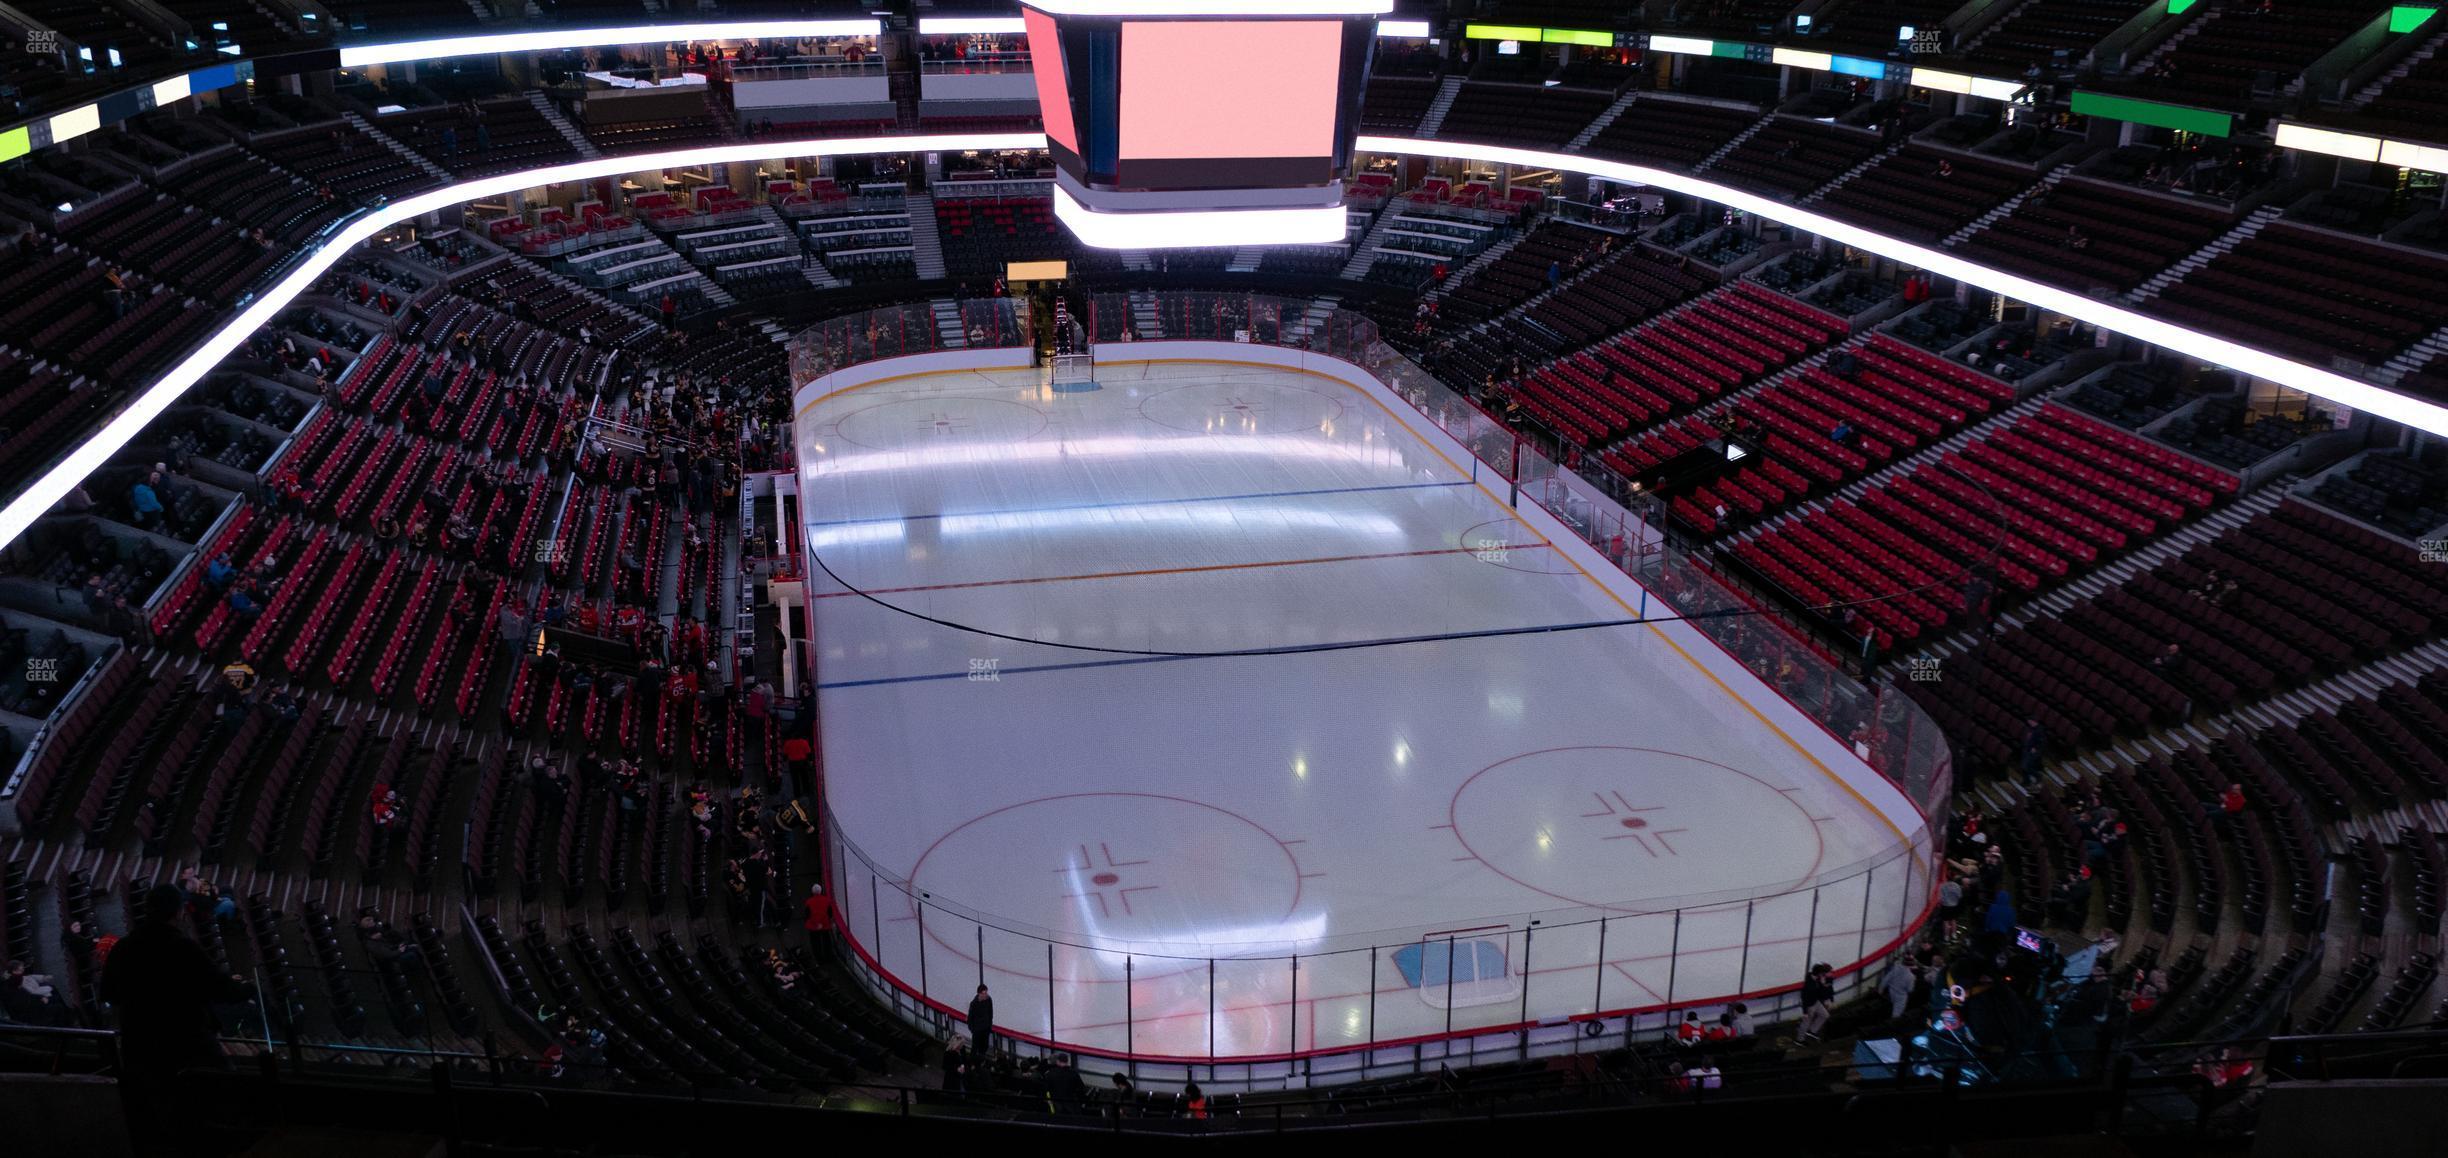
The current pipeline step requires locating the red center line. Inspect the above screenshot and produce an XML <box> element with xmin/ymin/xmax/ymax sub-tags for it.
<box><xmin>812</xmin><ymin>541</ymin><xmax>1556</xmax><ymax>599</ymax></box>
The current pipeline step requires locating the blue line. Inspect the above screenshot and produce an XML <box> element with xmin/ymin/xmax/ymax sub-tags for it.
<box><xmin>816</xmin><ymin>616</ymin><xmax>1643</xmax><ymax>690</ymax></box>
<box><xmin>802</xmin><ymin>478</ymin><xmax>1474</xmax><ymax>529</ymax></box>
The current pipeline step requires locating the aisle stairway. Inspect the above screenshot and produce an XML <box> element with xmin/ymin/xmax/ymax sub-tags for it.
<box><xmin>1417</xmin><ymin>76</ymin><xmax>1464</xmax><ymax>139</ymax></box>
<box><xmin>529</xmin><ymin>92</ymin><xmax>600</xmax><ymax>160</ymax></box>
<box><xmin>907</xmin><ymin>193</ymin><xmax>947</xmax><ymax>280</ymax></box>
<box><xmin>2129</xmin><ymin>205</ymin><xmax>2283</xmax><ymax>302</ymax></box>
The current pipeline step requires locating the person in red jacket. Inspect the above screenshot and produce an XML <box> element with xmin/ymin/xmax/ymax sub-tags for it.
<box><xmin>802</xmin><ymin>883</ymin><xmax>832</xmax><ymax>955</ymax></box>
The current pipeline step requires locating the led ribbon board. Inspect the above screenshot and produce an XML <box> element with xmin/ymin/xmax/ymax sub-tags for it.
<box><xmin>336</xmin><ymin>20</ymin><xmax>884</xmax><ymax>66</ymax></box>
<box><xmin>0</xmin><ymin>132</ymin><xmax>1043</xmax><ymax>554</ymax></box>
<box><xmin>1051</xmin><ymin>184</ymin><xmax>1346</xmax><ymax>247</ymax></box>
<box><xmin>14</xmin><ymin>127</ymin><xmax>2448</xmax><ymax>559</ymax></box>
<box><xmin>1355</xmin><ymin>134</ymin><xmax>2448</xmax><ymax>438</ymax></box>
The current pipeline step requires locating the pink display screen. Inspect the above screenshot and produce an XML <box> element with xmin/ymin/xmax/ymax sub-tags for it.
<box><xmin>1118</xmin><ymin>20</ymin><xmax>1343</xmax><ymax>162</ymax></box>
<box><xmin>1023</xmin><ymin>6</ymin><xmax>1079</xmax><ymax>155</ymax></box>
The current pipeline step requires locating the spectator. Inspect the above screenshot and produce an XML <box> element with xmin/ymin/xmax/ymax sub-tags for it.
<box><xmin>2018</xmin><ymin>718</ymin><xmax>2047</xmax><ymax>787</ymax></box>
<box><xmin>102</xmin><ymin>885</ymin><xmax>247</xmax><ymax>1151</ymax></box>
<box><xmin>499</xmin><ymin>601</ymin><xmax>530</xmax><ymax>658</ymax></box>
<box><xmin>2051</xmin><ymin>865</ymin><xmax>2092</xmax><ymax>927</ymax></box>
<box><xmin>802</xmin><ymin>883</ymin><xmax>832</xmax><ymax>954</ymax></box>
<box><xmin>3</xmin><ymin>960</ymin><xmax>67</xmax><ymax>1024</ymax></box>
<box><xmin>941</xmin><ymin>1034</ymin><xmax>970</xmax><ymax>1092</ymax></box>
<box><xmin>2211</xmin><ymin>782</ymin><xmax>2247</xmax><ymax>826</ymax></box>
<box><xmin>1676</xmin><ymin>1009</ymin><xmax>1706</xmax><ymax>1046</ymax></box>
<box><xmin>1796</xmin><ymin>962</ymin><xmax>1836</xmax><ymax>1043</ymax></box>
<box><xmin>369</xmin><ymin>784</ymin><xmax>401</xmax><ymax>828</ymax></box>
<box><xmin>968</xmin><ymin>984</ymin><xmax>996</xmax><ymax>1059</ymax></box>
<box><xmin>1046</xmin><ymin>1052</ymin><xmax>1089</xmax><ymax>1110</ymax></box>
<box><xmin>1985</xmin><ymin>887</ymin><xmax>2019</xmax><ymax>937</ymax></box>
<box><xmin>1883</xmin><ymin>959</ymin><xmax>1917</xmax><ymax>1020</ymax></box>
<box><xmin>1182</xmin><ymin>1081</ymin><xmax>1209</xmax><ymax>1119</ymax></box>
<box><xmin>61</xmin><ymin>919</ymin><xmax>96</xmax><ymax>965</ymax></box>
<box><xmin>129</xmin><ymin>476</ymin><xmax>165</xmax><ymax>528</ymax></box>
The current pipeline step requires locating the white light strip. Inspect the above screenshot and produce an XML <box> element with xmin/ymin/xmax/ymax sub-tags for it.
<box><xmin>1050</xmin><ymin>185</ymin><xmax>1346</xmax><ymax>248</ymax></box>
<box><xmin>1967</xmin><ymin>75</ymin><xmax>2025</xmax><ymax>101</ymax></box>
<box><xmin>20</xmin><ymin>125</ymin><xmax>2444</xmax><ymax>557</ymax></box>
<box><xmin>1771</xmin><ymin>47</ymin><xmax>1832</xmax><ymax>70</ymax></box>
<box><xmin>151</xmin><ymin>73</ymin><xmax>192</xmax><ymax>106</ymax></box>
<box><xmin>1354</xmin><ymin>134</ymin><xmax>2448</xmax><ymax>437</ymax></box>
<box><xmin>2271</xmin><ymin>121</ymin><xmax>2448</xmax><ymax>174</ymax></box>
<box><xmin>1377</xmin><ymin>19</ymin><xmax>1433</xmax><ymax>37</ymax></box>
<box><xmin>1910</xmin><ymin>67</ymin><xmax>2026</xmax><ymax>101</ymax></box>
<box><xmin>1647</xmin><ymin>35</ymin><xmax>1716</xmax><ymax>56</ymax></box>
<box><xmin>919</xmin><ymin>18</ymin><xmax>1029</xmax><ymax>34</ymax></box>
<box><xmin>0</xmin><ymin>132</ymin><xmax>1043</xmax><ymax>554</ymax></box>
<box><xmin>1912</xmin><ymin>66</ymin><xmax>1973</xmax><ymax>93</ymax></box>
<box><xmin>2379</xmin><ymin>139</ymin><xmax>2448</xmax><ymax>174</ymax></box>
<box><xmin>49</xmin><ymin>104</ymin><xmax>100</xmax><ymax>144</ymax></box>
<box><xmin>336</xmin><ymin>20</ymin><xmax>883</xmax><ymax>66</ymax></box>
<box><xmin>2273</xmin><ymin>122</ymin><xmax>2380</xmax><ymax>162</ymax></box>
<box><xmin>1020</xmin><ymin>0</ymin><xmax>1392</xmax><ymax>14</ymax></box>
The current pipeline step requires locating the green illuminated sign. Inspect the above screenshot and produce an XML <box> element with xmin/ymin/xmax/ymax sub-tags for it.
<box><xmin>1544</xmin><ymin>28</ymin><xmax>1615</xmax><ymax>47</ymax></box>
<box><xmin>2168</xmin><ymin>0</ymin><xmax>2197</xmax><ymax>13</ymax></box>
<box><xmin>0</xmin><ymin>127</ymin><xmax>26</xmax><ymax>164</ymax></box>
<box><xmin>2389</xmin><ymin>6</ymin><xmax>2438</xmax><ymax>33</ymax></box>
<box><xmin>1462</xmin><ymin>23</ymin><xmax>1612</xmax><ymax>45</ymax></box>
<box><xmin>2071</xmin><ymin>90</ymin><xmax>2233</xmax><ymax>137</ymax></box>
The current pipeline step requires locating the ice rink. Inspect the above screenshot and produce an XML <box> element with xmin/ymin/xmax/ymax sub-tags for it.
<box><xmin>798</xmin><ymin>353</ymin><xmax>1930</xmax><ymax>1062</ymax></box>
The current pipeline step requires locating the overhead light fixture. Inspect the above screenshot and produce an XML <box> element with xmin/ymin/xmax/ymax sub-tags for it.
<box><xmin>1051</xmin><ymin>185</ymin><xmax>1345</xmax><ymax>248</ymax></box>
<box><xmin>918</xmin><ymin>18</ymin><xmax>1027</xmax><ymax>34</ymax></box>
<box><xmin>337</xmin><ymin>20</ymin><xmax>884</xmax><ymax>66</ymax></box>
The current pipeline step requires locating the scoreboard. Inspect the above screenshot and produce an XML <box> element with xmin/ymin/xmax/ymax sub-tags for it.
<box><xmin>1020</xmin><ymin>0</ymin><xmax>1392</xmax><ymax>248</ymax></box>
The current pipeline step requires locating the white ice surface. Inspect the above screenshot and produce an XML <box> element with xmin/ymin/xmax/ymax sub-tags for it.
<box><xmin>801</xmin><ymin>359</ymin><xmax>1925</xmax><ymax>1058</ymax></box>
